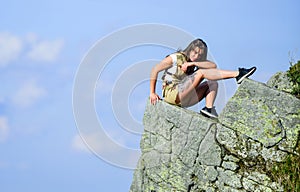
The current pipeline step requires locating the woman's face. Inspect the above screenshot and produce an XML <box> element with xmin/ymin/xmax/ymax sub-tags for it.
<box><xmin>189</xmin><ymin>46</ymin><xmax>203</xmax><ymax>62</ymax></box>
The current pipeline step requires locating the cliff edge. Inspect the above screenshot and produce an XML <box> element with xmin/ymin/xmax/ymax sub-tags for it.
<box><xmin>130</xmin><ymin>77</ymin><xmax>300</xmax><ymax>192</ymax></box>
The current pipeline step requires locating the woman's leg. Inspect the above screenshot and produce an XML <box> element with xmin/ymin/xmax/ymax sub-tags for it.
<box><xmin>198</xmin><ymin>68</ymin><xmax>239</xmax><ymax>80</ymax></box>
<box><xmin>179</xmin><ymin>68</ymin><xmax>236</xmax><ymax>103</ymax></box>
<box><xmin>178</xmin><ymin>67</ymin><xmax>255</xmax><ymax>107</ymax></box>
<box><xmin>201</xmin><ymin>80</ymin><xmax>218</xmax><ymax>108</ymax></box>
<box><xmin>180</xmin><ymin>80</ymin><xmax>218</xmax><ymax>107</ymax></box>
<box><xmin>198</xmin><ymin>67</ymin><xmax>257</xmax><ymax>84</ymax></box>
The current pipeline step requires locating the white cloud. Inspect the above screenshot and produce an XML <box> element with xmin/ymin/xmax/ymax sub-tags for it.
<box><xmin>27</xmin><ymin>38</ymin><xmax>64</xmax><ymax>62</ymax></box>
<box><xmin>71</xmin><ymin>134</ymin><xmax>90</xmax><ymax>153</ymax></box>
<box><xmin>25</xmin><ymin>32</ymin><xmax>38</xmax><ymax>45</ymax></box>
<box><xmin>71</xmin><ymin>133</ymin><xmax>120</xmax><ymax>154</ymax></box>
<box><xmin>96</xmin><ymin>79</ymin><xmax>114</xmax><ymax>95</ymax></box>
<box><xmin>71</xmin><ymin>132</ymin><xmax>140</xmax><ymax>168</ymax></box>
<box><xmin>0</xmin><ymin>31</ymin><xmax>64</xmax><ymax>65</ymax></box>
<box><xmin>12</xmin><ymin>80</ymin><xmax>47</xmax><ymax>108</ymax></box>
<box><xmin>0</xmin><ymin>161</ymin><xmax>30</xmax><ymax>171</ymax></box>
<box><xmin>0</xmin><ymin>116</ymin><xmax>9</xmax><ymax>142</ymax></box>
<box><xmin>0</xmin><ymin>32</ymin><xmax>22</xmax><ymax>67</ymax></box>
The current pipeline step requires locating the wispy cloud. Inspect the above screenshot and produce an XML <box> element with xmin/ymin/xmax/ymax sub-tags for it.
<box><xmin>12</xmin><ymin>80</ymin><xmax>47</xmax><ymax>108</ymax></box>
<box><xmin>71</xmin><ymin>132</ymin><xmax>123</xmax><ymax>154</ymax></box>
<box><xmin>0</xmin><ymin>116</ymin><xmax>9</xmax><ymax>142</ymax></box>
<box><xmin>0</xmin><ymin>160</ymin><xmax>30</xmax><ymax>171</ymax></box>
<box><xmin>95</xmin><ymin>79</ymin><xmax>114</xmax><ymax>95</ymax></box>
<box><xmin>0</xmin><ymin>32</ymin><xmax>22</xmax><ymax>67</ymax></box>
<box><xmin>71</xmin><ymin>134</ymin><xmax>90</xmax><ymax>153</ymax></box>
<box><xmin>71</xmin><ymin>132</ymin><xmax>140</xmax><ymax>168</ymax></box>
<box><xmin>27</xmin><ymin>38</ymin><xmax>64</xmax><ymax>62</ymax></box>
<box><xmin>0</xmin><ymin>31</ymin><xmax>64</xmax><ymax>66</ymax></box>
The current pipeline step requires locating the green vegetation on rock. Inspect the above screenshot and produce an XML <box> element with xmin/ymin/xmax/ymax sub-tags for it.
<box><xmin>269</xmin><ymin>142</ymin><xmax>300</xmax><ymax>192</ymax></box>
<box><xmin>287</xmin><ymin>60</ymin><xmax>300</xmax><ymax>98</ymax></box>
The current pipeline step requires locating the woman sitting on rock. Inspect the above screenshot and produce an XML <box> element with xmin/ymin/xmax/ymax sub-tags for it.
<box><xmin>149</xmin><ymin>38</ymin><xmax>256</xmax><ymax>118</ymax></box>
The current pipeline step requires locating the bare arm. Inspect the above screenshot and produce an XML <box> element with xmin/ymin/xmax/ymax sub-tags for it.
<box><xmin>181</xmin><ymin>60</ymin><xmax>217</xmax><ymax>72</ymax></box>
<box><xmin>193</xmin><ymin>60</ymin><xmax>217</xmax><ymax>69</ymax></box>
<box><xmin>150</xmin><ymin>56</ymin><xmax>173</xmax><ymax>104</ymax></box>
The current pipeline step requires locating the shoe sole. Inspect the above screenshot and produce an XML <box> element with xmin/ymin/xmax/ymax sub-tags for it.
<box><xmin>237</xmin><ymin>67</ymin><xmax>257</xmax><ymax>84</ymax></box>
<box><xmin>200</xmin><ymin>110</ymin><xmax>218</xmax><ymax>118</ymax></box>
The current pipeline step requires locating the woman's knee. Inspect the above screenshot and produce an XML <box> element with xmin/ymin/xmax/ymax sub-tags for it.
<box><xmin>208</xmin><ymin>80</ymin><xmax>218</xmax><ymax>90</ymax></box>
<box><xmin>195</xmin><ymin>69</ymin><xmax>204</xmax><ymax>79</ymax></box>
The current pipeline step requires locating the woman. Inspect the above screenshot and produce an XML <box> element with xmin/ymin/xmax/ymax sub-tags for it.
<box><xmin>149</xmin><ymin>39</ymin><xmax>256</xmax><ymax>118</ymax></box>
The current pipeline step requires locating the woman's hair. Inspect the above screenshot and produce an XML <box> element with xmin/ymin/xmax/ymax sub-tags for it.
<box><xmin>181</xmin><ymin>38</ymin><xmax>208</xmax><ymax>61</ymax></box>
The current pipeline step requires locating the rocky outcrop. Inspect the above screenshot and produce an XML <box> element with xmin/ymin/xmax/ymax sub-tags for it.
<box><xmin>130</xmin><ymin>78</ymin><xmax>300</xmax><ymax>192</ymax></box>
<box><xmin>266</xmin><ymin>71</ymin><xmax>294</xmax><ymax>94</ymax></box>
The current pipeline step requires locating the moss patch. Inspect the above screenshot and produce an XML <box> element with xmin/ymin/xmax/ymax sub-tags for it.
<box><xmin>268</xmin><ymin>136</ymin><xmax>300</xmax><ymax>192</ymax></box>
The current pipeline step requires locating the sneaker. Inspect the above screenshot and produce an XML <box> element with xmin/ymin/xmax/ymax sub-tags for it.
<box><xmin>236</xmin><ymin>67</ymin><xmax>257</xmax><ymax>84</ymax></box>
<box><xmin>200</xmin><ymin>106</ymin><xmax>218</xmax><ymax>118</ymax></box>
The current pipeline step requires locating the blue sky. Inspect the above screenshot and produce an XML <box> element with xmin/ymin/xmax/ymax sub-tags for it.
<box><xmin>0</xmin><ymin>0</ymin><xmax>300</xmax><ymax>191</ymax></box>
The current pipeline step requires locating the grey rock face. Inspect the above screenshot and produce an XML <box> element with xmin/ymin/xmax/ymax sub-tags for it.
<box><xmin>130</xmin><ymin>78</ymin><xmax>300</xmax><ymax>192</ymax></box>
<box><xmin>266</xmin><ymin>71</ymin><xmax>294</xmax><ymax>93</ymax></box>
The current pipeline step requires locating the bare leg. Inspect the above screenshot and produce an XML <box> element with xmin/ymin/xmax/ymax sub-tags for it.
<box><xmin>181</xmin><ymin>80</ymin><xmax>218</xmax><ymax>107</ymax></box>
<box><xmin>202</xmin><ymin>80</ymin><xmax>218</xmax><ymax>108</ymax></box>
<box><xmin>198</xmin><ymin>68</ymin><xmax>239</xmax><ymax>80</ymax></box>
<box><xmin>177</xmin><ymin>66</ymin><xmax>256</xmax><ymax>109</ymax></box>
<box><xmin>179</xmin><ymin>68</ymin><xmax>236</xmax><ymax>104</ymax></box>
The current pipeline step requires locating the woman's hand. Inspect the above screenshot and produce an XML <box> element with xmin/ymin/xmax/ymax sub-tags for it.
<box><xmin>150</xmin><ymin>92</ymin><xmax>161</xmax><ymax>105</ymax></box>
<box><xmin>181</xmin><ymin>62</ymin><xmax>192</xmax><ymax>73</ymax></box>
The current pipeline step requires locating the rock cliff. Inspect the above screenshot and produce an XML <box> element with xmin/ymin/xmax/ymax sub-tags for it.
<box><xmin>130</xmin><ymin>77</ymin><xmax>300</xmax><ymax>192</ymax></box>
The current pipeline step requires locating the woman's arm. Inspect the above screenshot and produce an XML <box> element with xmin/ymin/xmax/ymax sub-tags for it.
<box><xmin>194</xmin><ymin>60</ymin><xmax>217</xmax><ymax>69</ymax></box>
<box><xmin>150</xmin><ymin>55</ymin><xmax>173</xmax><ymax>105</ymax></box>
<box><xmin>182</xmin><ymin>60</ymin><xmax>217</xmax><ymax>72</ymax></box>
